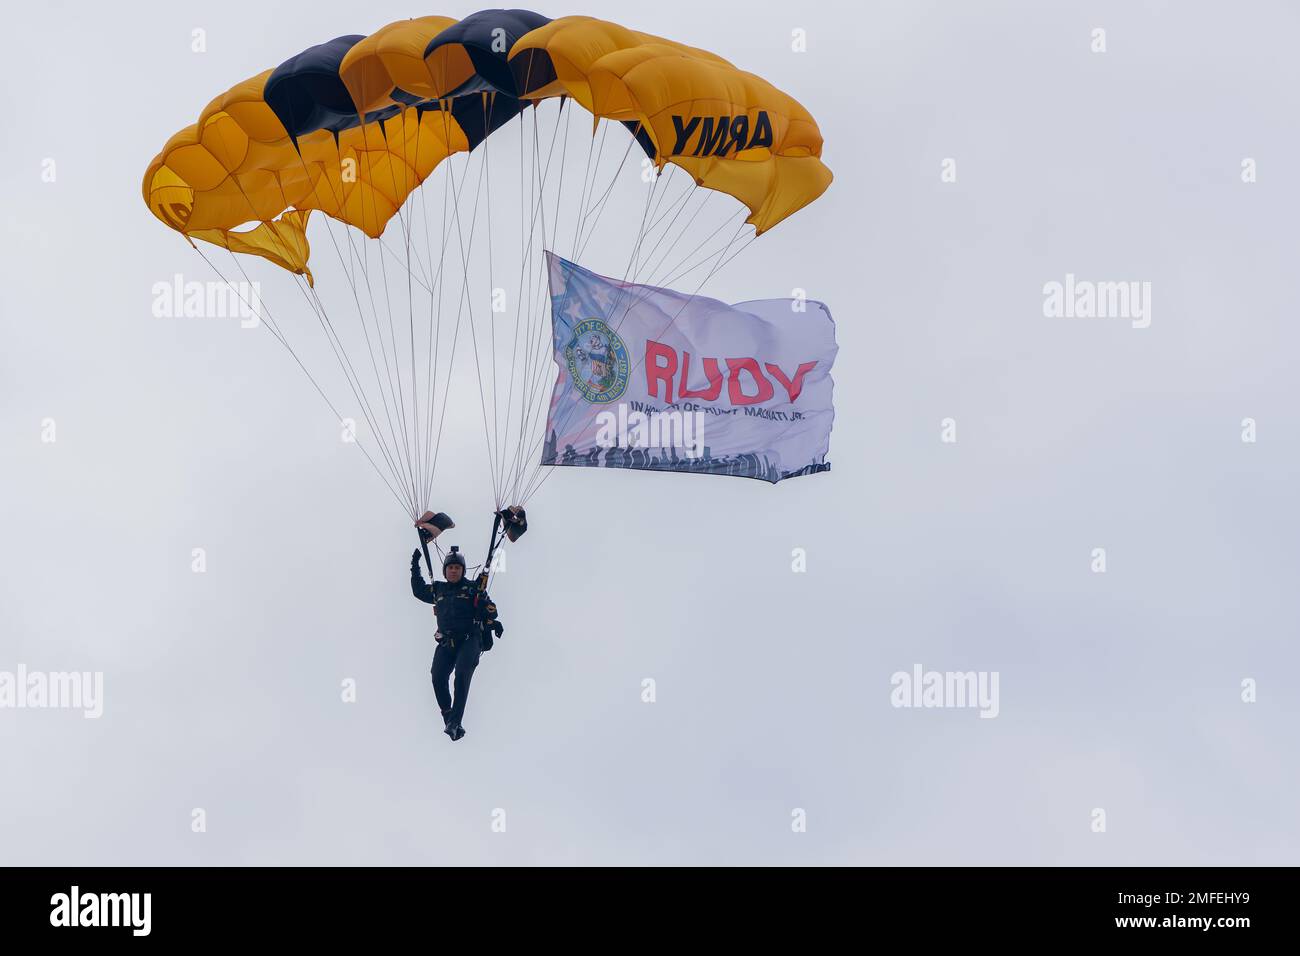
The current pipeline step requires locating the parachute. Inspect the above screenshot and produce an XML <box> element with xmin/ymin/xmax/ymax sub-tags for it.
<box><xmin>142</xmin><ymin>10</ymin><xmax>831</xmax><ymax>577</ymax></box>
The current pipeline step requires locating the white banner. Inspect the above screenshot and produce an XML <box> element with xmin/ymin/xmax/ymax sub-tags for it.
<box><xmin>541</xmin><ymin>253</ymin><xmax>836</xmax><ymax>483</ymax></box>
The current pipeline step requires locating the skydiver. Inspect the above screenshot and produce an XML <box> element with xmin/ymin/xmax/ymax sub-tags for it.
<box><xmin>410</xmin><ymin>546</ymin><xmax>503</xmax><ymax>741</ymax></box>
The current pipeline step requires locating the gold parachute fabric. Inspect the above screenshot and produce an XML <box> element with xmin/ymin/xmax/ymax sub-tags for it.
<box><xmin>142</xmin><ymin>12</ymin><xmax>831</xmax><ymax>279</ymax></box>
<box><xmin>142</xmin><ymin>16</ymin><xmax>467</xmax><ymax>281</ymax></box>
<box><xmin>507</xmin><ymin>16</ymin><xmax>831</xmax><ymax>234</ymax></box>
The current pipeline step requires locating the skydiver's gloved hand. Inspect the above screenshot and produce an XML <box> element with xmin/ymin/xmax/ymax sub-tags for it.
<box><xmin>490</xmin><ymin>620</ymin><xmax>504</xmax><ymax>638</ymax></box>
<box><xmin>411</xmin><ymin>549</ymin><xmax>422</xmax><ymax>572</ymax></box>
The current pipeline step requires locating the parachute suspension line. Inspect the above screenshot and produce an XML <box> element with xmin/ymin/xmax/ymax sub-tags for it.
<box><xmin>498</xmin><ymin>107</ymin><xmax>531</xmax><ymax>507</ymax></box>
<box><xmin>250</xmin><ymin>170</ymin><xmax>416</xmax><ymax>508</ymax></box>
<box><xmin>627</xmin><ymin>167</ymin><xmax>697</xmax><ymax>282</ymax></box>
<box><xmin>509</xmin><ymin>128</ymin><xmax>661</xmax><ymax>505</ymax></box>
<box><xmin>357</xmin><ymin>135</ymin><xmax>422</xmax><ymax>512</ymax></box>
<box><xmin>495</xmin><ymin>100</ymin><xmax>566</xmax><ymax>508</ymax></box>
<box><xmin>281</xmin><ymin>209</ymin><xmax>415</xmax><ymax>506</ymax></box>
<box><xmin>509</xmin><ymin>115</ymin><xmax>611</xmax><ymax>488</ymax></box>
<box><xmin>601</xmin><ymin>212</ymin><xmax>749</xmax><ymax>332</ymax></box>
<box><xmin>507</xmin><ymin>97</ymin><xmax>574</xmax><ymax>507</ymax></box>
<box><xmin>405</xmin><ymin>104</ymin><xmax>446</xmax><ymax>514</ymax></box>
<box><xmin>644</xmin><ymin>166</ymin><xmax>696</xmax><ymax>235</ymax></box>
<box><xmin>652</xmin><ymin>216</ymin><xmax>753</xmax><ymax>297</ymax></box>
<box><xmin>316</xmin><ymin>157</ymin><xmax>421</xmax><ymax>511</ymax></box>
<box><xmin>299</xmin><ymin>277</ymin><xmax>412</xmax><ymax>499</ymax></box>
<box><xmin>636</xmin><ymin>167</ymin><xmax>677</xmax><ymax>267</ymax></box>
<box><xmin>597</xmin><ymin>163</ymin><xmax>664</xmax><ymax>332</ymax></box>
<box><xmin>641</xmin><ymin>191</ymin><xmax>714</xmax><ymax>287</ymax></box>
<box><xmin>408</xmin><ymin>104</ymin><xmax>465</xmax><ymax>512</ymax></box>
<box><xmin>507</xmin><ymin>101</ymin><xmax>570</xmax><ymax>506</ymax></box>
<box><xmin>425</xmin><ymin>125</ymin><xmax>483</xmax><ymax>500</ymax></box>
<box><xmin>407</xmin><ymin>104</ymin><xmax>508</xmax><ymax>514</ymax></box>
<box><xmin>498</xmin><ymin>116</ymin><xmax>645</xmax><ymax>508</ymax></box>
<box><xmin>445</xmin><ymin>124</ymin><xmax>501</xmax><ymax>510</ymax></box>
<box><xmin>379</xmin><ymin>236</ymin><xmax>435</xmax><ymax>293</ymax></box>
<box><xmin>359</xmin><ymin>114</ymin><xmax>448</xmax><ymax>514</ymax></box>
<box><xmin>424</xmin><ymin>106</ymin><xmax>472</xmax><ymax>501</ymax></box>
<box><xmin>490</xmin><ymin>51</ymin><xmax>551</xmax><ymax>512</ymax></box>
<box><xmin>574</xmin><ymin>131</ymin><xmax>640</xmax><ymax>262</ymax></box>
<box><xmin>315</xmin><ymin>199</ymin><xmax>422</xmax><ymax>510</ymax></box>
<box><xmin>407</xmin><ymin>106</ymin><xmax>439</xmax><ymax>511</ymax></box>
<box><xmin>484</xmin><ymin>94</ymin><xmax>503</xmax><ymax>512</ymax></box>
<box><xmin>613</xmin><ymin>217</ymin><xmax>749</xmax><ymax>343</ymax></box>
<box><xmin>421</xmin><ymin>111</ymin><xmax>452</xmax><ymax>512</ymax></box>
<box><xmin>506</xmin><ymin>137</ymin><xmax>665</xmax><ymax>489</ymax></box>
<box><xmin>636</xmin><ymin>209</ymin><xmax>746</xmax><ymax>304</ymax></box>
<box><xmin>570</xmin><ymin>117</ymin><xmax>606</xmax><ymax>259</ymax></box>
<box><xmin>192</xmin><ymin>245</ymin><xmax>411</xmax><ymax>518</ymax></box>
<box><xmin>608</xmin><ymin>217</ymin><xmax>758</xmax><ymax>338</ymax></box>
<box><xmin>510</xmin><ymin>105</ymin><xmax>548</xmax><ymax>505</ymax></box>
<box><xmin>504</xmin><ymin>99</ymin><xmax>565</xmax><ymax>507</ymax></box>
<box><xmin>495</xmin><ymin>106</ymin><xmax>530</xmax><ymax>507</ymax></box>
<box><xmin>710</xmin><ymin>229</ymin><xmax>761</xmax><ymax>279</ymax></box>
<box><xmin>224</xmin><ymin>169</ymin><xmax>420</xmax><ymax>514</ymax></box>
<box><xmin>634</xmin><ymin>169</ymin><xmax>707</xmax><ymax>282</ymax></box>
<box><xmin>322</xmin><ymin>121</ymin><xmax>446</xmax><ymax>516</ymax></box>
<box><xmin>397</xmin><ymin>107</ymin><xmax>423</xmax><ymax>518</ymax></box>
<box><xmin>528</xmin><ymin>97</ymin><xmax>576</xmax><ymax>502</ymax></box>
<box><xmin>317</xmin><ymin>212</ymin><xmax>423</xmax><ymax>510</ymax></box>
<box><xmin>494</xmin><ymin>36</ymin><xmax>545</xmax><ymax>505</ymax></box>
<box><xmin>298</xmin><ymin>276</ymin><xmax>416</xmax><ymax>503</ymax></box>
<box><xmin>420</xmin><ymin>132</ymin><xmax>455</xmax><ymax>510</ymax></box>
<box><xmin>370</xmin><ymin>123</ymin><xmax>421</xmax><ymax>495</ymax></box>
<box><xmin>327</xmin><ymin>139</ymin><xmax>411</xmax><ymax>506</ymax></box>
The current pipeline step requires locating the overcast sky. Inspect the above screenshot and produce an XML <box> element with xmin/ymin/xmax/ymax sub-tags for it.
<box><xmin>2</xmin><ymin>0</ymin><xmax>1298</xmax><ymax>865</ymax></box>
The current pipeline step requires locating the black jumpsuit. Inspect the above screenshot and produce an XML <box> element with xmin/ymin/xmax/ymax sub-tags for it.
<box><xmin>411</xmin><ymin>565</ymin><xmax>499</xmax><ymax>728</ymax></box>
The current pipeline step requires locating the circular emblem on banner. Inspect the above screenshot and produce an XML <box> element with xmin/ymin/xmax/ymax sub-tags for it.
<box><xmin>564</xmin><ymin>318</ymin><xmax>630</xmax><ymax>404</ymax></box>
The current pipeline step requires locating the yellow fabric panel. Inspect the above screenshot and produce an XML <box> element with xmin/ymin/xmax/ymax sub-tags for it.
<box><xmin>290</xmin><ymin>107</ymin><xmax>466</xmax><ymax>237</ymax></box>
<box><xmin>198</xmin><ymin>71</ymin><xmax>284</xmax><ymax>144</ymax></box>
<box><xmin>145</xmin><ymin>78</ymin><xmax>470</xmax><ymax>268</ymax></box>
<box><xmin>510</xmin><ymin>16</ymin><xmax>731</xmax><ymax>105</ymax></box>
<box><xmin>163</xmin><ymin>138</ymin><xmax>231</xmax><ymax>192</ymax></box>
<box><xmin>190</xmin><ymin>210</ymin><xmax>314</xmax><ymax>283</ymax></box>
<box><xmin>144</xmin><ymin>162</ymin><xmax>194</xmax><ymax>231</ymax></box>
<box><xmin>339</xmin><ymin>16</ymin><xmax>458</xmax><ymax>113</ymax></box>
<box><xmin>509</xmin><ymin>15</ymin><xmax>830</xmax><ymax>233</ymax></box>
<box><xmin>197</xmin><ymin>111</ymin><xmax>252</xmax><ymax>177</ymax></box>
<box><xmin>670</xmin><ymin>154</ymin><xmax>834</xmax><ymax>234</ymax></box>
<box><xmin>424</xmin><ymin>44</ymin><xmax>477</xmax><ymax>99</ymax></box>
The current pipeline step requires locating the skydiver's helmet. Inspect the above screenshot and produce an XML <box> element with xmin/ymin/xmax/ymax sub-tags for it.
<box><xmin>442</xmin><ymin>546</ymin><xmax>466</xmax><ymax>578</ymax></box>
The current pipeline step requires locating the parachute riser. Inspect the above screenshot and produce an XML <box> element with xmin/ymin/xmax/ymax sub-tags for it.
<box><xmin>478</xmin><ymin>513</ymin><xmax>504</xmax><ymax>592</ymax></box>
<box><xmin>419</xmin><ymin>530</ymin><xmax>436</xmax><ymax>582</ymax></box>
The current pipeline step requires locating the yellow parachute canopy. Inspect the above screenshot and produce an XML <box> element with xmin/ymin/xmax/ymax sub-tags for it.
<box><xmin>142</xmin><ymin>11</ymin><xmax>831</xmax><ymax>277</ymax></box>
